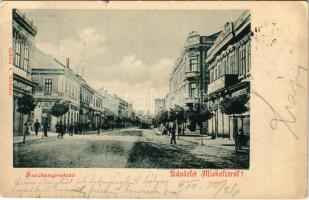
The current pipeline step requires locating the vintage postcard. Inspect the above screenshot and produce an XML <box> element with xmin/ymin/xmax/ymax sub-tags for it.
<box><xmin>0</xmin><ymin>1</ymin><xmax>307</xmax><ymax>198</ymax></box>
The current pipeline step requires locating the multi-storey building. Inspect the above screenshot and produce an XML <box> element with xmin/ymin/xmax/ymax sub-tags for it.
<box><xmin>79</xmin><ymin>80</ymin><xmax>95</xmax><ymax>128</ymax></box>
<box><xmin>165</xmin><ymin>31</ymin><xmax>219</xmax><ymax>133</ymax></box>
<box><xmin>166</xmin><ymin>31</ymin><xmax>219</xmax><ymax>109</ymax></box>
<box><xmin>12</xmin><ymin>9</ymin><xmax>38</xmax><ymax>136</ymax></box>
<box><xmin>97</xmin><ymin>89</ymin><xmax>120</xmax><ymax>118</ymax></box>
<box><xmin>32</xmin><ymin>48</ymin><xmax>81</xmax><ymax>131</ymax></box>
<box><xmin>206</xmin><ymin>10</ymin><xmax>251</xmax><ymax>139</ymax></box>
<box><xmin>154</xmin><ymin>98</ymin><xmax>165</xmax><ymax>116</ymax></box>
<box><xmin>93</xmin><ymin>91</ymin><xmax>105</xmax><ymax>129</ymax></box>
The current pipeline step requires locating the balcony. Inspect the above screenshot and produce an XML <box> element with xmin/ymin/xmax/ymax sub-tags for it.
<box><xmin>184</xmin><ymin>96</ymin><xmax>200</xmax><ymax>105</ymax></box>
<box><xmin>208</xmin><ymin>74</ymin><xmax>239</xmax><ymax>95</ymax></box>
<box><xmin>185</xmin><ymin>70</ymin><xmax>200</xmax><ymax>80</ymax></box>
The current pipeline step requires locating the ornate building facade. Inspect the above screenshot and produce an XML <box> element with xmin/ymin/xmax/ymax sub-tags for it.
<box><xmin>12</xmin><ymin>9</ymin><xmax>38</xmax><ymax>136</ymax></box>
<box><xmin>165</xmin><ymin>31</ymin><xmax>219</xmax><ymax>133</ymax></box>
<box><xmin>206</xmin><ymin>10</ymin><xmax>251</xmax><ymax>139</ymax></box>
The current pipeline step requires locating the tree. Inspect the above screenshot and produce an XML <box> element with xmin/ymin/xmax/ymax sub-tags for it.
<box><xmin>220</xmin><ymin>93</ymin><xmax>249</xmax><ymax>145</ymax></box>
<box><xmin>51</xmin><ymin>100</ymin><xmax>70</xmax><ymax>120</ymax></box>
<box><xmin>16</xmin><ymin>94</ymin><xmax>36</xmax><ymax>143</ymax></box>
<box><xmin>159</xmin><ymin>110</ymin><xmax>169</xmax><ymax>124</ymax></box>
<box><xmin>187</xmin><ymin>108</ymin><xmax>213</xmax><ymax>144</ymax></box>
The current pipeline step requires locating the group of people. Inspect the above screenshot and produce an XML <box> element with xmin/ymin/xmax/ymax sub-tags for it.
<box><xmin>162</xmin><ymin>123</ymin><xmax>177</xmax><ymax>145</ymax></box>
<box><xmin>31</xmin><ymin>119</ymin><xmax>49</xmax><ymax>137</ymax></box>
<box><xmin>31</xmin><ymin>119</ymin><xmax>118</xmax><ymax>138</ymax></box>
<box><xmin>160</xmin><ymin>122</ymin><xmax>247</xmax><ymax>150</ymax></box>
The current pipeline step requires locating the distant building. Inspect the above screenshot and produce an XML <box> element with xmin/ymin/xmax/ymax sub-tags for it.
<box><xmin>32</xmin><ymin>48</ymin><xmax>81</xmax><ymax>131</ymax></box>
<box><xmin>12</xmin><ymin>9</ymin><xmax>38</xmax><ymax>136</ymax></box>
<box><xmin>154</xmin><ymin>98</ymin><xmax>165</xmax><ymax>116</ymax></box>
<box><xmin>206</xmin><ymin>10</ymin><xmax>251</xmax><ymax>139</ymax></box>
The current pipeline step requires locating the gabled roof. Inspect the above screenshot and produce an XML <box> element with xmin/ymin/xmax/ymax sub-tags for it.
<box><xmin>32</xmin><ymin>47</ymin><xmax>66</xmax><ymax>70</ymax></box>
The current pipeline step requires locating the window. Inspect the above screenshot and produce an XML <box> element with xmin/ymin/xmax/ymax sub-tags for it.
<box><xmin>240</xmin><ymin>46</ymin><xmax>246</xmax><ymax>75</ymax></box>
<box><xmin>225</xmin><ymin>57</ymin><xmax>228</xmax><ymax>74</ymax></box>
<box><xmin>218</xmin><ymin>63</ymin><xmax>222</xmax><ymax>77</ymax></box>
<box><xmin>189</xmin><ymin>58</ymin><xmax>198</xmax><ymax>71</ymax></box>
<box><xmin>214</xmin><ymin>68</ymin><xmax>217</xmax><ymax>80</ymax></box>
<box><xmin>44</xmin><ymin>78</ymin><xmax>52</xmax><ymax>92</ymax></box>
<box><xmin>23</xmin><ymin>48</ymin><xmax>29</xmax><ymax>71</ymax></box>
<box><xmin>210</xmin><ymin>70</ymin><xmax>214</xmax><ymax>82</ymax></box>
<box><xmin>65</xmin><ymin>81</ymin><xmax>68</xmax><ymax>93</ymax></box>
<box><xmin>190</xmin><ymin>83</ymin><xmax>197</xmax><ymax>97</ymax></box>
<box><xmin>14</xmin><ymin>40</ymin><xmax>21</xmax><ymax>67</ymax></box>
<box><xmin>248</xmin><ymin>43</ymin><xmax>251</xmax><ymax>73</ymax></box>
<box><xmin>230</xmin><ymin>54</ymin><xmax>235</xmax><ymax>74</ymax></box>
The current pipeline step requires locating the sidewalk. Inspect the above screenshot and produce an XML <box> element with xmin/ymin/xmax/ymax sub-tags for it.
<box><xmin>153</xmin><ymin>128</ymin><xmax>249</xmax><ymax>152</ymax></box>
<box><xmin>13</xmin><ymin>131</ymin><xmax>58</xmax><ymax>144</ymax></box>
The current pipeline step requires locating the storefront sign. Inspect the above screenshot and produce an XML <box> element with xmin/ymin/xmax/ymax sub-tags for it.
<box><xmin>13</xmin><ymin>80</ymin><xmax>32</xmax><ymax>93</ymax></box>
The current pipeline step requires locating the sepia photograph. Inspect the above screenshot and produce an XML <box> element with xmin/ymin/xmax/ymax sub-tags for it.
<box><xmin>12</xmin><ymin>9</ymin><xmax>251</xmax><ymax>169</ymax></box>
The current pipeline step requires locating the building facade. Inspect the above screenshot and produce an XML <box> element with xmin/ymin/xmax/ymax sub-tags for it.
<box><xmin>12</xmin><ymin>9</ymin><xmax>38</xmax><ymax>136</ymax></box>
<box><xmin>206</xmin><ymin>10</ymin><xmax>251</xmax><ymax>139</ymax></box>
<box><xmin>165</xmin><ymin>31</ymin><xmax>219</xmax><ymax>133</ymax></box>
<box><xmin>79</xmin><ymin>80</ymin><xmax>95</xmax><ymax>129</ymax></box>
<box><xmin>154</xmin><ymin>98</ymin><xmax>165</xmax><ymax>116</ymax></box>
<box><xmin>32</xmin><ymin>49</ymin><xmax>81</xmax><ymax>132</ymax></box>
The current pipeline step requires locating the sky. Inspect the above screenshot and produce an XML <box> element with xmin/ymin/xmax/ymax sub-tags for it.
<box><xmin>23</xmin><ymin>9</ymin><xmax>245</xmax><ymax>114</ymax></box>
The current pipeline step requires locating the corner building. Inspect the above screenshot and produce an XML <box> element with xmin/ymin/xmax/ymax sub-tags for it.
<box><xmin>12</xmin><ymin>9</ymin><xmax>38</xmax><ymax>136</ymax></box>
<box><xmin>165</xmin><ymin>31</ymin><xmax>219</xmax><ymax>133</ymax></box>
<box><xmin>32</xmin><ymin>49</ymin><xmax>81</xmax><ymax>132</ymax></box>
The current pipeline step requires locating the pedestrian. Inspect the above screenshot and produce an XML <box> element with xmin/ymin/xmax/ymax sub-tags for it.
<box><xmin>58</xmin><ymin>121</ymin><xmax>64</xmax><ymax>139</ymax></box>
<box><xmin>162</xmin><ymin>124</ymin><xmax>167</xmax><ymax>136</ymax></box>
<box><xmin>97</xmin><ymin>124</ymin><xmax>100</xmax><ymax>134</ymax></box>
<box><xmin>170</xmin><ymin>123</ymin><xmax>177</xmax><ymax>145</ymax></box>
<box><xmin>69</xmin><ymin>123</ymin><xmax>73</xmax><ymax>136</ymax></box>
<box><xmin>34</xmin><ymin>119</ymin><xmax>40</xmax><ymax>135</ymax></box>
<box><xmin>24</xmin><ymin>121</ymin><xmax>30</xmax><ymax>136</ymax></box>
<box><xmin>43</xmin><ymin>119</ymin><xmax>48</xmax><ymax>137</ymax></box>
<box><xmin>237</xmin><ymin>128</ymin><xmax>245</xmax><ymax>150</ymax></box>
<box><xmin>178</xmin><ymin>125</ymin><xmax>181</xmax><ymax>136</ymax></box>
<box><xmin>55</xmin><ymin>122</ymin><xmax>60</xmax><ymax>134</ymax></box>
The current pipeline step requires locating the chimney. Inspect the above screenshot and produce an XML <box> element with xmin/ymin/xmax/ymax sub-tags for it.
<box><xmin>66</xmin><ymin>58</ymin><xmax>70</xmax><ymax>68</ymax></box>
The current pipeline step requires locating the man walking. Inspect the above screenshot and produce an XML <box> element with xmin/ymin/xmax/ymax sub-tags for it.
<box><xmin>34</xmin><ymin>119</ymin><xmax>40</xmax><ymax>135</ymax></box>
<box><xmin>43</xmin><ymin>119</ymin><xmax>48</xmax><ymax>137</ymax></box>
<box><xmin>170</xmin><ymin>123</ymin><xmax>177</xmax><ymax>145</ymax></box>
<box><xmin>58</xmin><ymin>121</ymin><xmax>64</xmax><ymax>139</ymax></box>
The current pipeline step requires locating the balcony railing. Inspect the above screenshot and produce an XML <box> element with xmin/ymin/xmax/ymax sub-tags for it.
<box><xmin>185</xmin><ymin>70</ymin><xmax>200</xmax><ymax>80</ymax></box>
<box><xmin>184</xmin><ymin>96</ymin><xmax>200</xmax><ymax>104</ymax></box>
<box><xmin>208</xmin><ymin>74</ymin><xmax>239</xmax><ymax>94</ymax></box>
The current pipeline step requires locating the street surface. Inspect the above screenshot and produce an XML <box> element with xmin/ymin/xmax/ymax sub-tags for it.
<box><xmin>14</xmin><ymin>128</ymin><xmax>249</xmax><ymax>168</ymax></box>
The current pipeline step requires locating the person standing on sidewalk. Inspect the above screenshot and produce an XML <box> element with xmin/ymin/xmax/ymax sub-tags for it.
<box><xmin>34</xmin><ymin>119</ymin><xmax>40</xmax><ymax>136</ymax></box>
<box><xmin>170</xmin><ymin>123</ymin><xmax>177</xmax><ymax>145</ymax></box>
<box><xmin>43</xmin><ymin>119</ymin><xmax>48</xmax><ymax>137</ymax></box>
<box><xmin>58</xmin><ymin>121</ymin><xmax>64</xmax><ymax>139</ymax></box>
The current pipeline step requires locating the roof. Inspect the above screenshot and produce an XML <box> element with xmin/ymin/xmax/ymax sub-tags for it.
<box><xmin>32</xmin><ymin>47</ymin><xmax>66</xmax><ymax>70</ymax></box>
